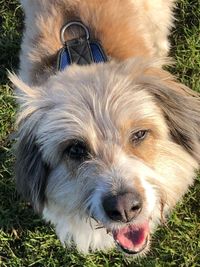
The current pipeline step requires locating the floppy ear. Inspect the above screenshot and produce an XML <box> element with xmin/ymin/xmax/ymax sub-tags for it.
<box><xmin>9</xmin><ymin>73</ymin><xmax>50</xmax><ymax>213</ymax></box>
<box><xmin>147</xmin><ymin>77</ymin><xmax>200</xmax><ymax>162</ymax></box>
<box><xmin>15</xmin><ymin>132</ymin><xmax>50</xmax><ymax>213</ymax></box>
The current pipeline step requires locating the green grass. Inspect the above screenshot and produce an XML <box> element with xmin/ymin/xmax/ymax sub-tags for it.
<box><xmin>0</xmin><ymin>0</ymin><xmax>200</xmax><ymax>266</ymax></box>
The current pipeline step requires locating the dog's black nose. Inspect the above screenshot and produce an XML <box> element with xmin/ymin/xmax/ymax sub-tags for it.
<box><xmin>102</xmin><ymin>191</ymin><xmax>142</xmax><ymax>223</ymax></box>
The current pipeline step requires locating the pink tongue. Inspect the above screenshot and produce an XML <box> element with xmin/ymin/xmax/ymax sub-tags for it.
<box><xmin>113</xmin><ymin>222</ymin><xmax>149</xmax><ymax>252</ymax></box>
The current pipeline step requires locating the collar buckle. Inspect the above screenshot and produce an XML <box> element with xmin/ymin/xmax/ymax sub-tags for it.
<box><xmin>57</xmin><ymin>21</ymin><xmax>107</xmax><ymax>71</ymax></box>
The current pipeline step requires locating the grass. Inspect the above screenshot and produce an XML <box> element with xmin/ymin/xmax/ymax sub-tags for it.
<box><xmin>0</xmin><ymin>0</ymin><xmax>200</xmax><ymax>266</ymax></box>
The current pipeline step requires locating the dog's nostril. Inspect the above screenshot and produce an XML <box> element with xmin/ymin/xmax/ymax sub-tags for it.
<box><xmin>107</xmin><ymin>210</ymin><xmax>122</xmax><ymax>221</ymax></box>
<box><xmin>110</xmin><ymin>210</ymin><xmax>120</xmax><ymax>217</ymax></box>
<box><xmin>102</xmin><ymin>191</ymin><xmax>143</xmax><ymax>223</ymax></box>
<box><xmin>131</xmin><ymin>204</ymin><xmax>141</xmax><ymax>211</ymax></box>
<box><xmin>128</xmin><ymin>204</ymin><xmax>142</xmax><ymax>221</ymax></box>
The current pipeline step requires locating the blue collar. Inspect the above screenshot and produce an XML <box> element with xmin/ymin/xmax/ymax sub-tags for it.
<box><xmin>57</xmin><ymin>22</ymin><xmax>107</xmax><ymax>71</ymax></box>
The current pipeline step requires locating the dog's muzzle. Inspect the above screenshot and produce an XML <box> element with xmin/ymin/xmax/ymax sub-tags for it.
<box><xmin>100</xmin><ymin>191</ymin><xmax>149</xmax><ymax>255</ymax></box>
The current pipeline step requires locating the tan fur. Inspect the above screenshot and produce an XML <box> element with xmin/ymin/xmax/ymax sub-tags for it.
<box><xmin>121</xmin><ymin>119</ymin><xmax>167</xmax><ymax>166</ymax></box>
<box><xmin>19</xmin><ymin>0</ymin><xmax>174</xmax><ymax>85</ymax></box>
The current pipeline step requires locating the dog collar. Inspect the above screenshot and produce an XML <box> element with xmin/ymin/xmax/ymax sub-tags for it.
<box><xmin>57</xmin><ymin>21</ymin><xmax>107</xmax><ymax>71</ymax></box>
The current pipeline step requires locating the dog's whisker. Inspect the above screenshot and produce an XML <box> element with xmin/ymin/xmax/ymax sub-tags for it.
<box><xmin>95</xmin><ymin>225</ymin><xmax>105</xmax><ymax>230</ymax></box>
<box><xmin>106</xmin><ymin>228</ymin><xmax>112</xmax><ymax>235</ymax></box>
<box><xmin>160</xmin><ymin>200</ymin><xmax>168</xmax><ymax>227</ymax></box>
<box><xmin>85</xmin><ymin>214</ymin><xmax>90</xmax><ymax>223</ymax></box>
<box><xmin>89</xmin><ymin>217</ymin><xmax>94</xmax><ymax>230</ymax></box>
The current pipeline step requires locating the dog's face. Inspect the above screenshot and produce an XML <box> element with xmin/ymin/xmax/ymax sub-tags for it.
<box><xmin>10</xmin><ymin>59</ymin><xmax>200</xmax><ymax>255</ymax></box>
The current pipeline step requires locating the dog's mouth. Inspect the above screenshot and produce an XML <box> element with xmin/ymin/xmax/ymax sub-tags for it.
<box><xmin>112</xmin><ymin>222</ymin><xmax>149</xmax><ymax>255</ymax></box>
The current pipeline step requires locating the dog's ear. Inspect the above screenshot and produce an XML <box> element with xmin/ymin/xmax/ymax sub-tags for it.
<box><xmin>15</xmin><ymin>131</ymin><xmax>49</xmax><ymax>213</ymax></box>
<box><xmin>9</xmin><ymin>73</ymin><xmax>50</xmax><ymax>213</ymax></box>
<box><xmin>8</xmin><ymin>72</ymin><xmax>40</xmax><ymax>99</ymax></box>
<box><xmin>145</xmin><ymin>73</ymin><xmax>200</xmax><ymax>162</ymax></box>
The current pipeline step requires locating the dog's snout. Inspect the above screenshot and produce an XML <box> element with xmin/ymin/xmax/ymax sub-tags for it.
<box><xmin>102</xmin><ymin>191</ymin><xmax>142</xmax><ymax>223</ymax></box>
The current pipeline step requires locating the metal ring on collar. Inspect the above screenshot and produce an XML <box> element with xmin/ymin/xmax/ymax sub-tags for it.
<box><xmin>60</xmin><ymin>21</ymin><xmax>90</xmax><ymax>44</ymax></box>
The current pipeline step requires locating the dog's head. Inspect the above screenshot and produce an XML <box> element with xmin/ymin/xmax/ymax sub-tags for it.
<box><xmin>10</xmin><ymin>58</ymin><xmax>200</xmax><ymax>255</ymax></box>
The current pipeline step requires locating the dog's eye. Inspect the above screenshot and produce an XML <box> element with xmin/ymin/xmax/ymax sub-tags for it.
<box><xmin>64</xmin><ymin>140</ymin><xmax>89</xmax><ymax>160</ymax></box>
<box><xmin>130</xmin><ymin>130</ymin><xmax>148</xmax><ymax>145</ymax></box>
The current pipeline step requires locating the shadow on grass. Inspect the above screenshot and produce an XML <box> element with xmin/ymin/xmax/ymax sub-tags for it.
<box><xmin>0</xmin><ymin>145</ymin><xmax>45</xmax><ymax>231</ymax></box>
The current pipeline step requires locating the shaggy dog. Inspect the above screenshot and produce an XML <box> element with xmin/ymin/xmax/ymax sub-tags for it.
<box><xmin>10</xmin><ymin>0</ymin><xmax>200</xmax><ymax>256</ymax></box>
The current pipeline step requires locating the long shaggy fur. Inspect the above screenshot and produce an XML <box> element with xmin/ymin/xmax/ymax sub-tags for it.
<box><xmin>10</xmin><ymin>0</ymin><xmax>200</xmax><ymax>255</ymax></box>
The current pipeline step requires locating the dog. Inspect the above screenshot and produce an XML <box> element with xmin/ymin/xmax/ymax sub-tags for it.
<box><xmin>10</xmin><ymin>0</ymin><xmax>200</xmax><ymax>256</ymax></box>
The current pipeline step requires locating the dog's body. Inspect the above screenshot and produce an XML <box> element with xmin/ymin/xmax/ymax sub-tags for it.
<box><xmin>19</xmin><ymin>0</ymin><xmax>174</xmax><ymax>85</ymax></box>
<box><xmin>10</xmin><ymin>0</ymin><xmax>200</xmax><ymax>255</ymax></box>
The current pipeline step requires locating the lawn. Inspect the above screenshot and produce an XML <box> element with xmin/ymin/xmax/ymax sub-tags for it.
<box><xmin>0</xmin><ymin>0</ymin><xmax>200</xmax><ymax>266</ymax></box>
